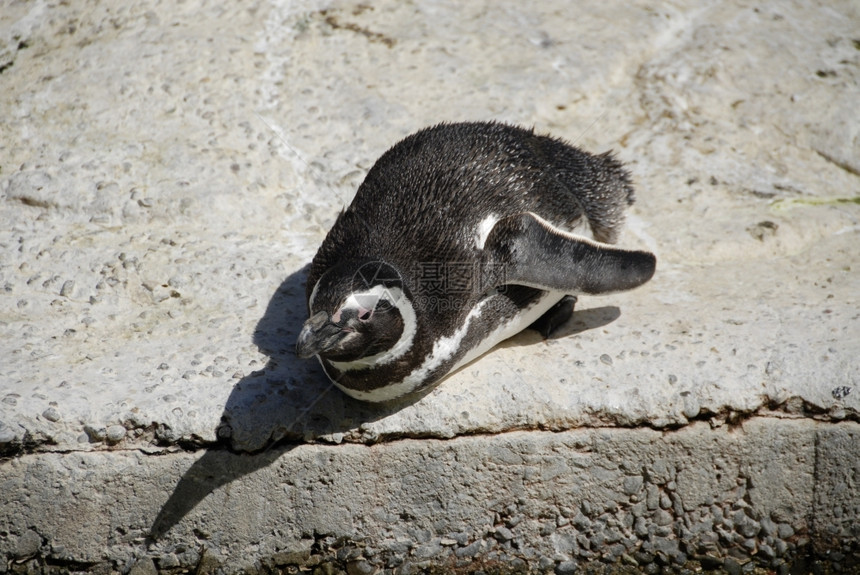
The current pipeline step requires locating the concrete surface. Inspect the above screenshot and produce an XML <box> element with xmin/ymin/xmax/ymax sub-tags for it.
<box><xmin>0</xmin><ymin>0</ymin><xmax>858</xmax><ymax>573</ymax></box>
<box><xmin>4</xmin><ymin>419</ymin><xmax>859</xmax><ymax>574</ymax></box>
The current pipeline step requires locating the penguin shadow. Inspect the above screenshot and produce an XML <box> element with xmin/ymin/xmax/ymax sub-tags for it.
<box><xmin>546</xmin><ymin>305</ymin><xmax>621</xmax><ymax>340</ymax></box>
<box><xmin>148</xmin><ymin>272</ymin><xmax>621</xmax><ymax>540</ymax></box>
<box><xmin>148</xmin><ymin>264</ymin><xmax>421</xmax><ymax>542</ymax></box>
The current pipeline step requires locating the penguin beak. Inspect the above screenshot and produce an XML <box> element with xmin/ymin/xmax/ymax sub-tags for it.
<box><xmin>296</xmin><ymin>311</ymin><xmax>350</xmax><ymax>358</ymax></box>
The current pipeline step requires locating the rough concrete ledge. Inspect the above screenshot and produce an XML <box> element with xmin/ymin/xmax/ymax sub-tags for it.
<box><xmin>2</xmin><ymin>419</ymin><xmax>859</xmax><ymax>574</ymax></box>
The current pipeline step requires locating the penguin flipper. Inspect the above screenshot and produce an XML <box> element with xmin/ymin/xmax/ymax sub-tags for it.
<box><xmin>483</xmin><ymin>212</ymin><xmax>656</xmax><ymax>295</ymax></box>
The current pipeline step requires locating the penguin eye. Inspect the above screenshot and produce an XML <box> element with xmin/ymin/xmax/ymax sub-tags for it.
<box><xmin>358</xmin><ymin>309</ymin><xmax>373</xmax><ymax>322</ymax></box>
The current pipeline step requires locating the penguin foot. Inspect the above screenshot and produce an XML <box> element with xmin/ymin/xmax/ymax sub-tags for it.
<box><xmin>529</xmin><ymin>295</ymin><xmax>578</xmax><ymax>339</ymax></box>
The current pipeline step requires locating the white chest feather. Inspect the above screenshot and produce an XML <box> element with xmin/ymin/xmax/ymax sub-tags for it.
<box><xmin>333</xmin><ymin>291</ymin><xmax>563</xmax><ymax>402</ymax></box>
<box><xmin>475</xmin><ymin>214</ymin><xmax>500</xmax><ymax>249</ymax></box>
<box><xmin>447</xmin><ymin>290</ymin><xmax>562</xmax><ymax>373</ymax></box>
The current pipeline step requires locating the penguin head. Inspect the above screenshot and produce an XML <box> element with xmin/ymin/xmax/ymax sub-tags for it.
<box><xmin>296</xmin><ymin>260</ymin><xmax>416</xmax><ymax>363</ymax></box>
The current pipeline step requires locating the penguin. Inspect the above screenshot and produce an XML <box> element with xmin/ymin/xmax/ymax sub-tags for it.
<box><xmin>296</xmin><ymin>121</ymin><xmax>656</xmax><ymax>403</ymax></box>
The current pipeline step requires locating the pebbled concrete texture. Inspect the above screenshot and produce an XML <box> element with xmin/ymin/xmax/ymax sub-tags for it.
<box><xmin>0</xmin><ymin>0</ymin><xmax>858</xmax><ymax>573</ymax></box>
<box><xmin>2</xmin><ymin>419</ymin><xmax>860</xmax><ymax>574</ymax></box>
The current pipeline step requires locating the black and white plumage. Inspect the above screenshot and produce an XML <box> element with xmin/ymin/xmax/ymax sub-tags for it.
<box><xmin>296</xmin><ymin>121</ymin><xmax>656</xmax><ymax>402</ymax></box>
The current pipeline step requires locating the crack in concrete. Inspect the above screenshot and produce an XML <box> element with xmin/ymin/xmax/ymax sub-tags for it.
<box><xmin>0</xmin><ymin>38</ymin><xmax>29</xmax><ymax>75</ymax></box>
<box><xmin>3</xmin><ymin>398</ymin><xmax>857</xmax><ymax>461</ymax></box>
<box><xmin>815</xmin><ymin>148</ymin><xmax>860</xmax><ymax>178</ymax></box>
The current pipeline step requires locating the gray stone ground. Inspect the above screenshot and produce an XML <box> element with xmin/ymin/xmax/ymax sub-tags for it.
<box><xmin>1</xmin><ymin>0</ymin><xmax>858</xmax><ymax>573</ymax></box>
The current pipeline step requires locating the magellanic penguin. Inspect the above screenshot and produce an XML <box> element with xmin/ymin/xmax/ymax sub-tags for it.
<box><xmin>296</xmin><ymin>121</ymin><xmax>656</xmax><ymax>403</ymax></box>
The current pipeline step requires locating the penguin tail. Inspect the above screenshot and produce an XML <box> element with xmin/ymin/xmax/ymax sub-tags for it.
<box><xmin>535</xmin><ymin>134</ymin><xmax>636</xmax><ymax>245</ymax></box>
